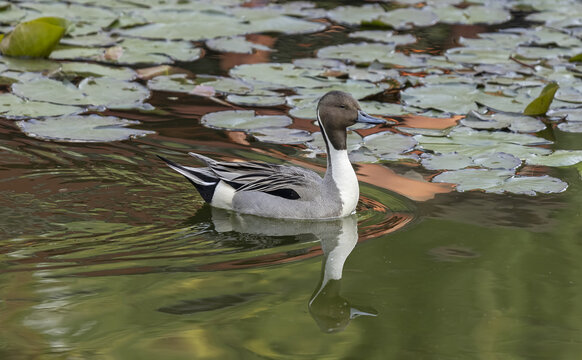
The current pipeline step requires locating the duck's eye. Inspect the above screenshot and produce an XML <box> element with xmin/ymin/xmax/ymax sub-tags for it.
<box><xmin>340</xmin><ymin>105</ymin><xmax>346</xmax><ymax>109</ymax></box>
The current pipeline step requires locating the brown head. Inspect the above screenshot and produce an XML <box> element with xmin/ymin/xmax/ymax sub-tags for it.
<box><xmin>316</xmin><ymin>91</ymin><xmax>385</xmax><ymax>151</ymax></box>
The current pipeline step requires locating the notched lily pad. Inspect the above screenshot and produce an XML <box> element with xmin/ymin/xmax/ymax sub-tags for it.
<box><xmin>16</xmin><ymin>115</ymin><xmax>155</xmax><ymax>142</ymax></box>
<box><xmin>201</xmin><ymin>110</ymin><xmax>292</xmax><ymax>131</ymax></box>
<box><xmin>362</xmin><ymin>131</ymin><xmax>418</xmax><ymax>160</ymax></box>
<box><xmin>526</xmin><ymin>150</ymin><xmax>582</xmax><ymax>167</ymax></box>
<box><xmin>462</xmin><ymin>110</ymin><xmax>546</xmax><ymax>133</ymax></box>
<box><xmin>487</xmin><ymin>176</ymin><xmax>568</xmax><ymax>196</ymax></box>
<box><xmin>251</xmin><ymin>128</ymin><xmax>313</xmax><ymax>144</ymax></box>
<box><xmin>206</xmin><ymin>36</ymin><xmax>271</xmax><ymax>54</ymax></box>
<box><xmin>0</xmin><ymin>93</ymin><xmax>83</xmax><ymax>118</ymax></box>
<box><xmin>226</xmin><ymin>94</ymin><xmax>286</xmax><ymax>107</ymax></box>
<box><xmin>433</xmin><ymin>169</ymin><xmax>514</xmax><ymax>192</ymax></box>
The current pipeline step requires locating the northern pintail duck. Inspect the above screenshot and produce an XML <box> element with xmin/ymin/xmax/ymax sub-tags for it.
<box><xmin>159</xmin><ymin>91</ymin><xmax>385</xmax><ymax>219</ymax></box>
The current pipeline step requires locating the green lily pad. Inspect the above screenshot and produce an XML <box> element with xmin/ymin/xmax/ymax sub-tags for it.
<box><xmin>59</xmin><ymin>62</ymin><xmax>137</xmax><ymax>81</ymax></box>
<box><xmin>317</xmin><ymin>42</ymin><xmax>426</xmax><ymax>67</ymax></box>
<box><xmin>526</xmin><ymin>150</ymin><xmax>582</xmax><ymax>166</ymax></box>
<box><xmin>148</xmin><ymin>74</ymin><xmax>253</xmax><ymax>95</ymax></box>
<box><xmin>0</xmin><ymin>93</ymin><xmax>83</xmax><ymax>119</ymax></box>
<box><xmin>206</xmin><ymin>36</ymin><xmax>271</xmax><ymax>54</ymax></box>
<box><xmin>570</xmin><ymin>53</ymin><xmax>582</xmax><ymax>62</ymax></box>
<box><xmin>230</xmin><ymin>63</ymin><xmax>330</xmax><ymax>89</ymax></box>
<box><xmin>462</xmin><ymin>110</ymin><xmax>546</xmax><ymax>133</ymax></box>
<box><xmin>348</xmin><ymin>31</ymin><xmax>416</xmax><ymax>45</ymax></box>
<box><xmin>421</xmin><ymin>152</ymin><xmax>473</xmax><ymax>170</ymax></box>
<box><xmin>0</xmin><ymin>17</ymin><xmax>69</xmax><ymax>58</ymax></box>
<box><xmin>432</xmin><ymin>169</ymin><xmax>514</xmax><ymax>192</ymax></box>
<box><xmin>472</xmin><ymin>152</ymin><xmax>522</xmax><ymax>170</ymax></box>
<box><xmin>201</xmin><ymin>110</ymin><xmax>292</xmax><ymax>131</ymax></box>
<box><xmin>557</xmin><ymin>122</ymin><xmax>582</xmax><ymax>133</ymax></box>
<box><xmin>226</xmin><ymin>94</ymin><xmax>286</xmax><ymax>107</ymax></box>
<box><xmin>16</xmin><ymin>115</ymin><xmax>155</xmax><ymax>142</ymax></box>
<box><xmin>487</xmin><ymin>176</ymin><xmax>568</xmax><ymax>195</ymax></box>
<box><xmin>375</xmin><ymin>8</ymin><xmax>438</xmax><ymax>30</ymax></box>
<box><xmin>326</xmin><ymin>4</ymin><xmax>385</xmax><ymax>26</ymax></box>
<box><xmin>433</xmin><ymin>5</ymin><xmax>511</xmax><ymax>25</ymax></box>
<box><xmin>523</xmin><ymin>82</ymin><xmax>559</xmax><ymax>115</ymax></box>
<box><xmin>251</xmin><ymin>128</ymin><xmax>313</xmax><ymax>145</ymax></box>
<box><xmin>362</xmin><ymin>131</ymin><xmax>418</xmax><ymax>157</ymax></box>
<box><xmin>547</xmin><ymin>107</ymin><xmax>582</xmax><ymax>121</ymax></box>
<box><xmin>12</xmin><ymin>77</ymin><xmax>150</xmax><ymax>109</ymax></box>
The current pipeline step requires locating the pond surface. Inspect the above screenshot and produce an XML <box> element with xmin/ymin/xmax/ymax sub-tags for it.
<box><xmin>2</xmin><ymin>0</ymin><xmax>582</xmax><ymax>359</ymax></box>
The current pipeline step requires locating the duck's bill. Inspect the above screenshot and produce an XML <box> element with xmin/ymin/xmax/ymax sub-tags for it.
<box><xmin>357</xmin><ymin>110</ymin><xmax>386</xmax><ymax>124</ymax></box>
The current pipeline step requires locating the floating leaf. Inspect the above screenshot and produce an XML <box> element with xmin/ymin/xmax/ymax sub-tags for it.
<box><xmin>201</xmin><ymin>110</ymin><xmax>292</xmax><ymax>131</ymax></box>
<box><xmin>432</xmin><ymin>169</ymin><xmax>514</xmax><ymax>192</ymax></box>
<box><xmin>226</xmin><ymin>94</ymin><xmax>286</xmax><ymax>107</ymax></box>
<box><xmin>60</xmin><ymin>62</ymin><xmax>136</xmax><ymax>81</ymax></box>
<box><xmin>570</xmin><ymin>53</ymin><xmax>582</xmax><ymax>62</ymax></box>
<box><xmin>526</xmin><ymin>150</ymin><xmax>582</xmax><ymax>166</ymax></box>
<box><xmin>523</xmin><ymin>82</ymin><xmax>559</xmax><ymax>115</ymax></box>
<box><xmin>472</xmin><ymin>152</ymin><xmax>522</xmax><ymax>170</ymax></box>
<box><xmin>487</xmin><ymin>176</ymin><xmax>568</xmax><ymax>195</ymax></box>
<box><xmin>16</xmin><ymin>115</ymin><xmax>154</xmax><ymax>142</ymax></box>
<box><xmin>317</xmin><ymin>42</ymin><xmax>426</xmax><ymax>67</ymax></box>
<box><xmin>206</xmin><ymin>36</ymin><xmax>271</xmax><ymax>54</ymax></box>
<box><xmin>12</xmin><ymin>77</ymin><xmax>150</xmax><ymax>109</ymax></box>
<box><xmin>374</xmin><ymin>8</ymin><xmax>438</xmax><ymax>30</ymax></box>
<box><xmin>557</xmin><ymin>122</ymin><xmax>582</xmax><ymax>133</ymax></box>
<box><xmin>251</xmin><ymin>128</ymin><xmax>313</xmax><ymax>144</ymax></box>
<box><xmin>421</xmin><ymin>152</ymin><xmax>473</xmax><ymax>170</ymax></box>
<box><xmin>362</xmin><ymin>131</ymin><xmax>418</xmax><ymax>158</ymax></box>
<box><xmin>462</xmin><ymin>110</ymin><xmax>546</xmax><ymax>133</ymax></box>
<box><xmin>0</xmin><ymin>17</ymin><xmax>69</xmax><ymax>58</ymax></box>
<box><xmin>0</xmin><ymin>93</ymin><xmax>83</xmax><ymax>119</ymax></box>
<box><xmin>348</xmin><ymin>31</ymin><xmax>416</xmax><ymax>45</ymax></box>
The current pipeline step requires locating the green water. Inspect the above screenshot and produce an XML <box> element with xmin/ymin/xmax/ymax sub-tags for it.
<box><xmin>2</xmin><ymin>99</ymin><xmax>582</xmax><ymax>359</ymax></box>
<box><xmin>2</xmin><ymin>1</ymin><xmax>582</xmax><ymax>359</ymax></box>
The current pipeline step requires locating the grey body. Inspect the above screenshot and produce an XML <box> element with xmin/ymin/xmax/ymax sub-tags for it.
<box><xmin>159</xmin><ymin>91</ymin><xmax>385</xmax><ymax>220</ymax></box>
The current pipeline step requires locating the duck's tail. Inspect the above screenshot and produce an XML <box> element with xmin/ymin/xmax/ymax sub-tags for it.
<box><xmin>157</xmin><ymin>155</ymin><xmax>218</xmax><ymax>203</ymax></box>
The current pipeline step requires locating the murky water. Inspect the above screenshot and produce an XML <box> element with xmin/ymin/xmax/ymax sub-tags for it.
<box><xmin>3</xmin><ymin>3</ymin><xmax>582</xmax><ymax>359</ymax></box>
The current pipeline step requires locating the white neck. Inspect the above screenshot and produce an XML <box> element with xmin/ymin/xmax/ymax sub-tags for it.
<box><xmin>318</xmin><ymin>111</ymin><xmax>359</xmax><ymax>217</ymax></box>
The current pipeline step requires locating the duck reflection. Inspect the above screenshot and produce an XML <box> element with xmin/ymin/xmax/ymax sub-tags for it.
<box><xmin>208</xmin><ymin>208</ymin><xmax>377</xmax><ymax>333</ymax></box>
<box><xmin>308</xmin><ymin>215</ymin><xmax>378</xmax><ymax>333</ymax></box>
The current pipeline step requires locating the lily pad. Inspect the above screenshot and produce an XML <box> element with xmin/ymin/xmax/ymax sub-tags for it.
<box><xmin>12</xmin><ymin>77</ymin><xmax>150</xmax><ymax>109</ymax></box>
<box><xmin>226</xmin><ymin>94</ymin><xmax>286</xmax><ymax>107</ymax></box>
<box><xmin>317</xmin><ymin>42</ymin><xmax>426</xmax><ymax>67</ymax></box>
<box><xmin>206</xmin><ymin>36</ymin><xmax>271</xmax><ymax>54</ymax></box>
<box><xmin>0</xmin><ymin>17</ymin><xmax>69</xmax><ymax>58</ymax></box>
<box><xmin>472</xmin><ymin>152</ymin><xmax>522</xmax><ymax>170</ymax></box>
<box><xmin>421</xmin><ymin>152</ymin><xmax>473</xmax><ymax>170</ymax></box>
<box><xmin>362</xmin><ymin>131</ymin><xmax>418</xmax><ymax>158</ymax></box>
<box><xmin>326</xmin><ymin>4</ymin><xmax>385</xmax><ymax>26</ymax></box>
<box><xmin>432</xmin><ymin>169</ymin><xmax>514</xmax><ymax>192</ymax></box>
<box><xmin>375</xmin><ymin>8</ymin><xmax>438</xmax><ymax>30</ymax></box>
<box><xmin>0</xmin><ymin>93</ymin><xmax>83</xmax><ymax>119</ymax></box>
<box><xmin>251</xmin><ymin>128</ymin><xmax>313</xmax><ymax>144</ymax></box>
<box><xmin>432</xmin><ymin>5</ymin><xmax>511</xmax><ymax>25</ymax></box>
<box><xmin>201</xmin><ymin>110</ymin><xmax>292</xmax><ymax>131</ymax></box>
<box><xmin>487</xmin><ymin>176</ymin><xmax>568</xmax><ymax>195</ymax></box>
<box><xmin>59</xmin><ymin>62</ymin><xmax>137</xmax><ymax>81</ymax></box>
<box><xmin>348</xmin><ymin>31</ymin><xmax>416</xmax><ymax>45</ymax></box>
<box><xmin>557</xmin><ymin>122</ymin><xmax>582</xmax><ymax>133</ymax></box>
<box><xmin>526</xmin><ymin>150</ymin><xmax>582</xmax><ymax>166</ymax></box>
<box><xmin>462</xmin><ymin>110</ymin><xmax>546</xmax><ymax>133</ymax></box>
<box><xmin>523</xmin><ymin>82</ymin><xmax>559</xmax><ymax>115</ymax></box>
<box><xmin>16</xmin><ymin>115</ymin><xmax>155</xmax><ymax>142</ymax></box>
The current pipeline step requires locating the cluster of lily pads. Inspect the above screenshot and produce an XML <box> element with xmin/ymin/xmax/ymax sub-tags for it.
<box><xmin>0</xmin><ymin>0</ymin><xmax>581</xmax><ymax>195</ymax></box>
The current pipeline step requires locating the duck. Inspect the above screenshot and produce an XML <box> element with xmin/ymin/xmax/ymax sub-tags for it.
<box><xmin>158</xmin><ymin>90</ymin><xmax>386</xmax><ymax>219</ymax></box>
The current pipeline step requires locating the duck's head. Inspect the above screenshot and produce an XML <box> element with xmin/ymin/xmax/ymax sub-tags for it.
<box><xmin>317</xmin><ymin>91</ymin><xmax>386</xmax><ymax>151</ymax></box>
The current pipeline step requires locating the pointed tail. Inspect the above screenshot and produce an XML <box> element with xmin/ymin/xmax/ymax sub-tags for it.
<box><xmin>157</xmin><ymin>155</ymin><xmax>218</xmax><ymax>203</ymax></box>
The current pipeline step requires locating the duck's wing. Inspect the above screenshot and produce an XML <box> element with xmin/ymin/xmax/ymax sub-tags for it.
<box><xmin>189</xmin><ymin>152</ymin><xmax>320</xmax><ymax>200</ymax></box>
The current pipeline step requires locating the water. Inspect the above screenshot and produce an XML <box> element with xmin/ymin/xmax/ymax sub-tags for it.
<box><xmin>3</xmin><ymin>5</ymin><xmax>582</xmax><ymax>360</ymax></box>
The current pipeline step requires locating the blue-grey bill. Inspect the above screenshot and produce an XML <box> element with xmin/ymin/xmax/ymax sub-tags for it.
<box><xmin>357</xmin><ymin>110</ymin><xmax>386</xmax><ymax>124</ymax></box>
